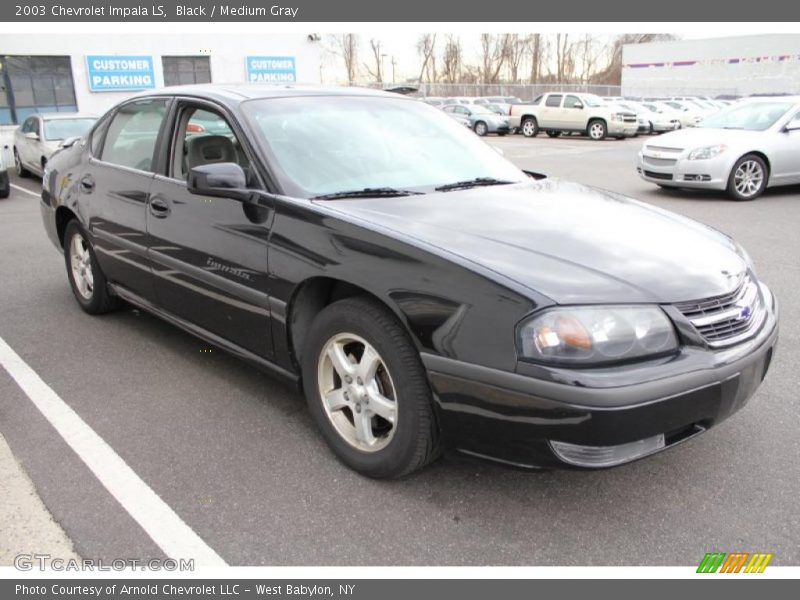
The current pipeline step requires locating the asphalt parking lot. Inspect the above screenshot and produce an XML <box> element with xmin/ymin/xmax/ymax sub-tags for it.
<box><xmin>1</xmin><ymin>134</ymin><xmax>798</xmax><ymax>566</ymax></box>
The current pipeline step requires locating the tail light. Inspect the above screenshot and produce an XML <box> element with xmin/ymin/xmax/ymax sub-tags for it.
<box><xmin>186</xmin><ymin>122</ymin><xmax>205</xmax><ymax>133</ymax></box>
<box><xmin>508</xmin><ymin>104</ymin><xmax>513</xmax><ymax>116</ymax></box>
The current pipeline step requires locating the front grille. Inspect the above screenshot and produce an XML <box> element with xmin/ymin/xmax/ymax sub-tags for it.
<box><xmin>644</xmin><ymin>170</ymin><xmax>673</xmax><ymax>180</ymax></box>
<box><xmin>623</xmin><ymin>116</ymin><xmax>637</xmax><ymax>123</ymax></box>
<box><xmin>674</xmin><ymin>273</ymin><xmax>765</xmax><ymax>347</ymax></box>
<box><xmin>644</xmin><ymin>156</ymin><xmax>678</xmax><ymax>167</ymax></box>
<box><xmin>646</xmin><ymin>145</ymin><xmax>683</xmax><ymax>153</ymax></box>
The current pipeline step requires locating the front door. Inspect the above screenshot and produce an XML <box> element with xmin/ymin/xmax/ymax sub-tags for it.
<box><xmin>146</xmin><ymin>102</ymin><xmax>274</xmax><ymax>358</ymax></box>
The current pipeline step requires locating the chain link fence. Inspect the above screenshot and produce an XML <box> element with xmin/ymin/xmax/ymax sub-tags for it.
<box><xmin>353</xmin><ymin>81</ymin><xmax>623</xmax><ymax>99</ymax></box>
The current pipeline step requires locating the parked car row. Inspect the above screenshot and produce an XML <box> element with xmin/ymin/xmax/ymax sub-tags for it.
<box><xmin>423</xmin><ymin>95</ymin><xmax>518</xmax><ymax>136</ymax></box>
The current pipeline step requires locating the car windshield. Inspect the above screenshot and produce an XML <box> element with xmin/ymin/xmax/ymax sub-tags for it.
<box><xmin>242</xmin><ymin>96</ymin><xmax>526</xmax><ymax>198</ymax></box>
<box><xmin>699</xmin><ymin>102</ymin><xmax>793</xmax><ymax>131</ymax></box>
<box><xmin>43</xmin><ymin>118</ymin><xmax>96</xmax><ymax>141</ymax></box>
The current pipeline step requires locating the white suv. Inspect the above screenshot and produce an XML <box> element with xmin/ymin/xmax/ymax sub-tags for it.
<box><xmin>509</xmin><ymin>93</ymin><xmax>639</xmax><ymax>140</ymax></box>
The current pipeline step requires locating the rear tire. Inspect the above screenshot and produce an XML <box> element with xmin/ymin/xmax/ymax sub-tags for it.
<box><xmin>521</xmin><ymin>117</ymin><xmax>539</xmax><ymax>138</ymax></box>
<box><xmin>302</xmin><ymin>297</ymin><xmax>440</xmax><ymax>478</ymax></box>
<box><xmin>63</xmin><ymin>221</ymin><xmax>118</xmax><ymax>314</ymax></box>
<box><xmin>546</xmin><ymin>130</ymin><xmax>561</xmax><ymax>138</ymax></box>
<box><xmin>0</xmin><ymin>175</ymin><xmax>9</xmax><ymax>199</ymax></box>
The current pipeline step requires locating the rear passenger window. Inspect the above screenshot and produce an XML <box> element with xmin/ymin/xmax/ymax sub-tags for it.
<box><xmin>101</xmin><ymin>99</ymin><xmax>168</xmax><ymax>172</ymax></box>
<box><xmin>545</xmin><ymin>95</ymin><xmax>563</xmax><ymax>107</ymax></box>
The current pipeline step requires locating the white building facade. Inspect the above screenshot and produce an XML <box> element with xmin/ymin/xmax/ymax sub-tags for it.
<box><xmin>0</xmin><ymin>33</ymin><xmax>323</xmax><ymax>163</ymax></box>
<box><xmin>622</xmin><ymin>34</ymin><xmax>800</xmax><ymax>98</ymax></box>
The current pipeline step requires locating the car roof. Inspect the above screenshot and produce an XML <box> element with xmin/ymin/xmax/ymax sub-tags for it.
<box><xmin>131</xmin><ymin>84</ymin><xmax>400</xmax><ymax>104</ymax></box>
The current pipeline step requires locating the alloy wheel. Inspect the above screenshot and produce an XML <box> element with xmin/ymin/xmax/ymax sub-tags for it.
<box><xmin>589</xmin><ymin>122</ymin><xmax>605</xmax><ymax>140</ymax></box>
<box><xmin>317</xmin><ymin>332</ymin><xmax>398</xmax><ymax>452</ymax></box>
<box><xmin>733</xmin><ymin>160</ymin><xmax>764</xmax><ymax>198</ymax></box>
<box><xmin>69</xmin><ymin>234</ymin><xmax>94</xmax><ymax>299</ymax></box>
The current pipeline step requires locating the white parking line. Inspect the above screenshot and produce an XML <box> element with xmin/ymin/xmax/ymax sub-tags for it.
<box><xmin>10</xmin><ymin>183</ymin><xmax>40</xmax><ymax>198</ymax></box>
<box><xmin>0</xmin><ymin>334</ymin><xmax>228</xmax><ymax>566</ymax></box>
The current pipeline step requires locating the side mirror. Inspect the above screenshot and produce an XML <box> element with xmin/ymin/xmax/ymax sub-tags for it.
<box><xmin>785</xmin><ymin>120</ymin><xmax>800</xmax><ymax>132</ymax></box>
<box><xmin>573</xmin><ymin>103</ymin><xmax>584</xmax><ymax>109</ymax></box>
<box><xmin>188</xmin><ymin>162</ymin><xmax>252</xmax><ymax>202</ymax></box>
<box><xmin>59</xmin><ymin>136</ymin><xmax>81</xmax><ymax>149</ymax></box>
<box><xmin>24</xmin><ymin>132</ymin><xmax>39</xmax><ymax>140</ymax></box>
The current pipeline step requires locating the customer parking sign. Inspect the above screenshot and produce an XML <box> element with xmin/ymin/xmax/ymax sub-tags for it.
<box><xmin>246</xmin><ymin>56</ymin><xmax>297</xmax><ymax>83</ymax></box>
<box><xmin>86</xmin><ymin>55</ymin><xmax>156</xmax><ymax>91</ymax></box>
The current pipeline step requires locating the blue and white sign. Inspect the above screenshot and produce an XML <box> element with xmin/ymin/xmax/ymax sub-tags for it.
<box><xmin>86</xmin><ymin>55</ymin><xmax>156</xmax><ymax>92</ymax></box>
<box><xmin>246</xmin><ymin>56</ymin><xmax>297</xmax><ymax>83</ymax></box>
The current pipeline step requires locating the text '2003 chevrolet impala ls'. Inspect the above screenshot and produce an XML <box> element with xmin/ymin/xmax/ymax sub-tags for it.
<box><xmin>40</xmin><ymin>85</ymin><xmax>778</xmax><ymax>478</ymax></box>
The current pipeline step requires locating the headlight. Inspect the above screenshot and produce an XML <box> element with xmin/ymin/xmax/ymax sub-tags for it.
<box><xmin>517</xmin><ymin>306</ymin><xmax>678</xmax><ymax>366</ymax></box>
<box><xmin>687</xmin><ymin>144</ymin><xmax>727</xmax><ymax>160</ymax></box>
<box><xmin>611</xmin><ymin>113</ymin><xmax>624</xmax><ymax>122</ymax></box>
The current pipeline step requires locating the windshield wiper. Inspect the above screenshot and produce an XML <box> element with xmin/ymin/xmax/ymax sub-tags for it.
<box><xmin>434</xmin><ymin>177</ymin><xmax>515</xmax><ymax>192</ymax></box>
<box><xmin>311</xmin><ymin>187</ymin><xmax>424</xmax><ymax>200</ymax></box>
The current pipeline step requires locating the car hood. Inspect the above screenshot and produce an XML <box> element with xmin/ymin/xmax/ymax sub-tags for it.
<box><xmin>321</xmin><ymin>180</ymin><xmax>746</xmax><ymax>304</ymax></box>
<box><xmin>648</xmin><ymin>127</ymin><xmax>768</xmax><ymax>149</ymax></box>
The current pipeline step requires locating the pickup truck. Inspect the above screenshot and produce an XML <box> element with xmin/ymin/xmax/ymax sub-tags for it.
<box><xmin>508</xmin><ymin>92</ymin><xmax>639</xmax><ymax>140</ymax></box>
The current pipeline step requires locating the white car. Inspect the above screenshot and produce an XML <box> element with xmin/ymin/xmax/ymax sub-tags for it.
<box><xmin>0</xmin><ymin>149</ymin><xmax>9</xmax><ymax>199</ymax></box>
<box><xmin>622</xmin><ymin>101</ymin><xmax>682</xmax><ymax>133</ymax></box>
<box><xmin>13</xmin><ymin>113</ymin><xmax>97</xmax><ymax>177</ymax></box>
<box><xmin>637</xmin><ymin>97</ymin><xmax>800</xmax><ymax>200</ymax></box>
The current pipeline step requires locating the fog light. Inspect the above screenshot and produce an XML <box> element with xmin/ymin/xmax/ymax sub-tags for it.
<box><xmin>550</xmin><ymin>434</ymin><xmax>665</xmax><ymax>467</ymax></box>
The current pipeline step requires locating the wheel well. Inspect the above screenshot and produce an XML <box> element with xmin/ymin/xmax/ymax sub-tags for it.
<box><xmin>587</xmin><ymin>117</ymin><xmax>607</xmax><ymax>128</ymax></box>
<box><xmin>55</xmin><ymin>206</ymin><xmax>78</xmax><ymax>248</ymax></box>
<box><xmin>521</xmin><ymin>114</ymin><xmax>537</xmax><ymax>123</ymax></box>
<box><xmin>287</xmin><ymin>277</ymin><xmax>396</xmax><ymax>369</ymax></box>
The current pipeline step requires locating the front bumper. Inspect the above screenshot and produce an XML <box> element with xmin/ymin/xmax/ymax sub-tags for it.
<box><xmin>423</xmin><ymin>290</ymin><xmax>778</xmax><ymax>469</ymax></box>
<box><xmin>637</xmin><ymin>150</ymin><xmax>731</xmax><ymax>190</ymax></box>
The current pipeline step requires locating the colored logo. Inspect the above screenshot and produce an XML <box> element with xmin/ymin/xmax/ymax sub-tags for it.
<box><xmin>697</xmin><ymin>552</ymin><xmax>773</xmax><ymax>573</ymax></box>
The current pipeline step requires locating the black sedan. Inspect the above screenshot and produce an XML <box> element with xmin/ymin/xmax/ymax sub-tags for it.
<box><xmin>40</xmin><ymin>85</ymin><xmax>778</xmax><ymax>478</ymax></box>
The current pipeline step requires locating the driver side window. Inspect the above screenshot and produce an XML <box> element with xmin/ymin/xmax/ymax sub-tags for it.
<box><xmin>171</xmin><ymin>106</ymin><xmax>254</xmax><ymax>186</ymax></box>
<box><xmin>101</xmin><ymin>99</ymin><xmax>168</xmax><ymax>172</ymax></box>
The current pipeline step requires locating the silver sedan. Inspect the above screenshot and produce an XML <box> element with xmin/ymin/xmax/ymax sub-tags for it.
<box><xmin>13</xmin><ymin>113</ymin><xmax>97</xmax><ymax>177</ymax></box>
<box><xmin>637</xmin><ymin>97</ymin><xmax>800</xmax><ymax>200</ymax></box>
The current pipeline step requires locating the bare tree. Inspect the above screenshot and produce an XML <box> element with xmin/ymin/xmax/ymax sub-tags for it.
<box><xmin>577</xmin><ymin>34</ymin><xmax>601</xmax><ymax>83</ymax></box>
<box><xmin>364</xmin><ymin>38</ymin><xmax>383</xmax><ymax>83</ymax></box>
<box><xmin>441</xmin><ymin>35</ymin><xmax>463</xmax><ymax>84</ymax></box>
<box><xmin>416</xmin><ymin>34</ymin><xmax>437</xmax><ymax>84</ymax></box>
<box><xmin>479</xmin><ymin>34</ymin><xmax>508</xmax><ymax>83</ymax></box>
<box><xmin>527</xmin><ymin>34</ymin><xmax>548</xmax><ymax>83</ymax></box>
<box><xmin>331</xmin><ymin>34</ymin><xmax>359</xmax><ymax>83</ymax></box>
<box><xmin>504</xmin><ymin>34</ymin><xmax>526</xmax><ymax>83</ymax></box>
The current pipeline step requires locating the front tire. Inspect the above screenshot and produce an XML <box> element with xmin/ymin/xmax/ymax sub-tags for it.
<box><xmin>63</xmin><ymin>221</ymin><xmax>118</xmax><ymax>314</ymax></box>
<box><xmin>302</xmin><ymin>297</ymin><xmax>440</xmax><ymax>478</ymax></box>
<box><xmin>520</xmin><ymin>117</ymin><xmax>539</xmax><ymax>138</ymax></box>
<box><xmin>587</xmin><ymin>119</ymin><xmax>607</xmax><ymax>141</ymax></box>
<box><xmin>727</xmin><ymin>154</ymin><xmax>767</xmax><ymax>201</ymax></box>
<box><xmin>474</xmin><ymin>121</ymin><xmax>488</xmax><ymax>136</ymax></box>
<box><xmin>14</xmin><ymin>148</ymin><xmax>30</xmax><ymax>178</ymax></box>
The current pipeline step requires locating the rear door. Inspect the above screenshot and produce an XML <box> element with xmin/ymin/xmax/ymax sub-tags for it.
<box><xmin>82</xmin><ymin>97</ymin><xmax>170</xmax><ymax>303</ymax></box>
<box><xmin>146</xmin><ymin>99</ymin><xmax>274</xmax><ymax>358</ymax></box>
<box><xmin>540</xmin><ymin>94</ymin><xmax>563</xmax><ymax>128</ymax></box>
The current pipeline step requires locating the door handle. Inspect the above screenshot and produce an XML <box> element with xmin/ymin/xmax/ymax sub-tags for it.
<box><xmin>80</xmin><ymin>175</ymin><xmax>95</xmax><ymax>193</ymax></box>
<box><xmin>149</xmin><ymin>197</ymin><xmax>171</xmax><ymax>218</ymax></box>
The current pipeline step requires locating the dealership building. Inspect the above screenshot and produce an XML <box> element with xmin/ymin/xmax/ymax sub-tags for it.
<box><xmin>0</xmin><ymin>33</ymin><xmax>322</xmax><ymax>163</ymax></box>
<box><xmin>622</xmin><ymin>34</ymin><xmax>800</xmax><ymax>97</ymax></box>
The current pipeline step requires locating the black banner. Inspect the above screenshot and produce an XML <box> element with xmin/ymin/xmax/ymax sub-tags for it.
<box><xmin>4</xmin><ymin>579</ymin><xmax>799</xmax><ymax>599</ymax></box>
<box><xmin>1</xmin><ymin>0</ymin><xmax>798</xmax><ymax>22</ymax></box>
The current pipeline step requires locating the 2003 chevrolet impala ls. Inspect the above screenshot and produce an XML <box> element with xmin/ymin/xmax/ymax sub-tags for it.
<box><xmin>40</xmin><ymin>86</ymin><xmax>778</xmax><ymax>478</ymax></box>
